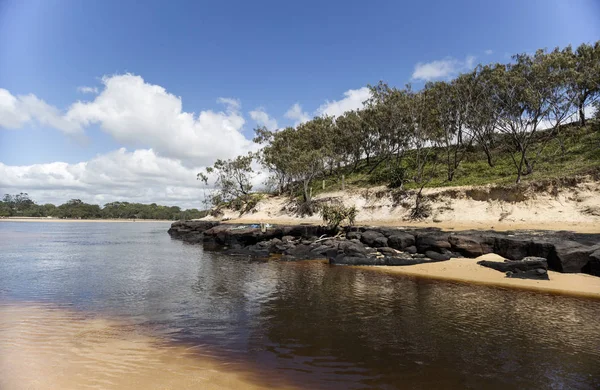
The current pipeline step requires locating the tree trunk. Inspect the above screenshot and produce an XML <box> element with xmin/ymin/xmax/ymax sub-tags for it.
<box><xmin>579</xmin><ymin>101</ymin><xmax>586</xmax><ymax>127</ymax></box>
<box><xmin>484</xmin><ymin>147</ymin><xmax>494</xmax><ymax>168</ymax></box>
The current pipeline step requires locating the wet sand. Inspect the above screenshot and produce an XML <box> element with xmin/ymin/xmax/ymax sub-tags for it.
<box><xmin>0</xmin><ymin>303</ymin><xmax>297</xmax><ymax>390</ymax></box>
<box><xmin>362</xmin><ymin>254</ymin><xmax>600</xmax><ymax>299</ymax></box>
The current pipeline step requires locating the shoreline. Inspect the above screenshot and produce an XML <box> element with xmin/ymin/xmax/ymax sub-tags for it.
<box><xmin>0</xmin><ymin>218</ymin><xmax>174</xmax><ymax>223</ymax></box>
<box><xmin>359</xmin><ymin>254</ymin><xmax>600</xmax><ymax>300</ymax></box>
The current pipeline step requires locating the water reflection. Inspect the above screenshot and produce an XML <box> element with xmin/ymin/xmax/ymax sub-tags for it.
<box><xmin>0</xmin><ymin>222</ymin><xmax>599</xmax><ymax>389</ymax></box>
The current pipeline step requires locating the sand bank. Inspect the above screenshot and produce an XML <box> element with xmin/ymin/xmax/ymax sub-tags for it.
<box><xmin>0</xmin><ymin>303</ymin><xmax>296</xmax><ymax>390</ymax></box>
<box><xmin>210</xmin><ymin>180</ymin><xmax>600</xmax><ymax>234</ymax></box>
<box><xmin>362</xmin><ymin>254</ymin><xmax>600</xmax><ymax>299</ymax></box>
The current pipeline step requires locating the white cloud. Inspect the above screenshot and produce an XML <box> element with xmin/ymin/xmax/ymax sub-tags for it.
<box><xmin>315</xmin><ymin>87</ymin><xmax>371</xmax><ymax>118</ymax></box>
<box><xmin>249</xmin><ymin>108</ymin><xmax>278</xmax><ymax>130</ymax></box>
<box><xmin>411</xmin><ymin>55</ymin><xmax>477</xmax><ymax>81</ymax></box>
<box><xmin>484</xmin><ymin>49</ymin><xmax>493</xmax><ymax>55</ymax></box>
<box><xmin>64</xmin><ymin>74</ymin><xmax>253</xmax><ymax>165</ymax></box>
<box><xmin>0</xmin><ymin>88</ymin><xmax>82</xmax><ymax>134</ymax></box>
<box><xmin>0</xmin><ymin>148</ymin><xmax>210</xmax><ymax>209</ymax></box>
<box><xmin>77</xmin><ymin>86</ymin><xmax>98</xmax><ymax>94</ymax></box>
<box><xmin>284</xmin><ymin>103</ymin><xmax>310</xmax><ymax>126</ymax></box>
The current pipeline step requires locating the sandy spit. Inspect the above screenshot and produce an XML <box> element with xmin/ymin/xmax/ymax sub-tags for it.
<box><xmin>360</xmin><ymin>254</ymin><xmax>600</xmax><ymax>300</ymax></box>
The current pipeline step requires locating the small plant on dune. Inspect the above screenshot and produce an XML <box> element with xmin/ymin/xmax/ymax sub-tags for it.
<box><xmin>319</xmin><ymin>204</ymin><xmax>358</xmax><ymax>229</ymax></box>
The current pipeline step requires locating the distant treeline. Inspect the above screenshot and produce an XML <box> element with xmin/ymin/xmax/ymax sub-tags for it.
<box><xmin>0</xmin><ymin>193</ymin><xmax>208</xmax><ymax>220</ymax></box>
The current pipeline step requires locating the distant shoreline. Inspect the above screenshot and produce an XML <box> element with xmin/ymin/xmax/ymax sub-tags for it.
<box><xmin>0</xmin><ymin>218</ymin><xmax>174</xmax><ymax>223</ymax></box>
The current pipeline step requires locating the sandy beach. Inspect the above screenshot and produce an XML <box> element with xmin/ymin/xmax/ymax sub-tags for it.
<box><xmin>361</xmin><ymin>253</ymin><xmax>600</xmax><ymax>299</ymax></box>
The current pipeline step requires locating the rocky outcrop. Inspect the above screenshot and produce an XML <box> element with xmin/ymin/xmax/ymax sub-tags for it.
<box><xmin>478</xmin><ymin>257</ymin><xmax>549</xmax><ymax>280</ymax></box>
<box><xmin>168</xmin><ymin>221</ymin><xmax>600</xmax><ymax>276</ymax></box>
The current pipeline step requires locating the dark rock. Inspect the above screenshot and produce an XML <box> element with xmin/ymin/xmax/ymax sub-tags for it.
<box><xmin>549</xmin><ymin>241</ymin><xmax>600</xmax><ymax>273</ymax></box>
<box><xmin>425</xmin><ymin>250</ymin><xmax>451</xmax><ymax>261</ymax></box>
<box><xmin>506</xmin><ymin>268</ymin><xmax>549</xmax><ymax>280</ymax></box>
<box><xmin>404</xmin><ymin>246</ymin><xmax>418</xmax><ymax>254</ymax></box>
<box><xmin>281</xmin><ymin>235</ymin><xmax>295</xmax><ymax>243</ymax></box>
<box><xmin>494</xmin><ymin>236</ymin><xmax>531</xmax><ymax>260</ymax></box>
<box><xmin>415</xmin><ymin>233</ymin><xmax>451</xmax><ymax>253</ymax></box>
<box><xmin>377</xmin><ymin>247</ymin><xmax>400</xmax><ymax>256</ymax></box>
<box><xmin>360</xmin><ymin>230</ymin><xmax>388</xmax><ymax>247</ymax></box>
<box><xmin>583</xmin><ymin>249</ymin><xmax>600</xmax><ymax>276</ymax></box>
<box><xmin>448</xmin><ymin>234</ymin><xmax>495</xmax><ymax>257</ymax></box>
<box><xmin>338</xmin><ymin>241</ymin><xmax>369</xmax><ymax>258</ymax></box>
<box><xmin>388</xmin><ymin>233</ymin><xmax>416</xmax><ymax>250</ymax></box>
<box><xmin>346</xmin><ymin>231</ymin><xmax>362</xmax><ymax>240</ymax></box>
<box><xmin>477</xmin><ymin>257</ymin><xmax>548</xmax><ymax>273</ymax></box>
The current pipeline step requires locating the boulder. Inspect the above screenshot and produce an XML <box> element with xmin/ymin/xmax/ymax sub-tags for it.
<box><xmin>506</xmin><ymin>268</ymin><xmax>549</xmax><ymax>280</ymax></box>
<box><xmin>387</xmin><ymin>233</ymin><xmax>416</xmax><ymax>250</ymax></box>
<box><xmin>448</xmin><ymin>234</ymin><xmax>495</xmax><ymax>257</ymax></box>
<box><xmin>377</xmin><ymin>247</ymin><xmax>400</xmax><ymax>256</ymax></box>
<box><xmin>549</xmin><ymin>241</ymin><xmax>600</xmax><ymax>273</ymax></box>
<box><xmin>360</xmin><ymin>230</ymin><xmax>388</xmax><ymax>247</ymax></box>
<box><xmin>338</xmin><ymin>241</ymin><xmax>369</xmax><ymax>258</ymax></box>
<box><xmin>415</xmin><ymin>233</ymin><xmax>451</xmax><ymax>253</ymax></box>
<box><xmin>425</xmin><ymin>250</ymin><xmax>451</xmax><ymax>261</ymax></box>
<box><xmin>477</xmin><ymin>257</ymin><xmax>548</xmax><ymax>273</ymax></box>
<box><xmin>404</xmin><ymin>246</ymin><xmax>418</xmax><ymax>254</ymax></box>
<box><xmin>494</xmin><ymin>236</ymin><xmax>531</xmax><ymax>260</ymax></box>
<box><xmin>584</xmin><ymin>250</ymin><xmax>600</xmax><ymax>276</ymax></box>
<box><xmin>346</xmin><ymin>231</ymin><xmax>362</xmax><ymax>240</ymax></box>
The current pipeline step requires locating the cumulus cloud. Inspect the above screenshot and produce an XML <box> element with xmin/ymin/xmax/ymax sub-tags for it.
<box><xmin>64</xmin><ymin>74</ymin><xmax>253</xmax><ymax>165</ymax></box>
<box><xmin>249</xmin><ymin>108</ymin><xmax>278</xmax><ymax>130</ymax></box>
<box><xmin>412</xmin><ymin>55</ymin><xmax>477</xmax><ymax>81</ymax></box>
<box><xmin>0</xmin><ymin>148</ymin><xmax>209</xmax><ymax>208</ymax></box>
<box><xmin>315</xmin><ymin>87</ymin><xmax>371</xmax><ymax>118</ymax></box>
<box><xmin>77</xmin><ymin>86</ymin><xmax>98</xmax><ymax>94</ymax></box>
<box><xmin>284</xmin><ymin>103</ymin><xmax>310</xmax><ymax>126</ymax></box>
<box><xmin>0</xmin><ymin>88</ymin><xmax>82</xmax><ymax>134</ymax></box>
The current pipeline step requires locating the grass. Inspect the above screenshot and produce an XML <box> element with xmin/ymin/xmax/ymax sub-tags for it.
<box><xmin>313</xmin><ymin>121</ymin><xmax>600</xmax><ymax>195</ymax></box>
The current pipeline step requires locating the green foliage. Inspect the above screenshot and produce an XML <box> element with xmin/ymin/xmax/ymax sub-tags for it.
<box><xmin>319</xmin><ymin>204</ymin><xmax>358</xmax><ymax>228</ymax></box>
<box><xmin>198</xmin><ymin>153</ymin><xmax>255</xmax><ymax>208</ymax></box>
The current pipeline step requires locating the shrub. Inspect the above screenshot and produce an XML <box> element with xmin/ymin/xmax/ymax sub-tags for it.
<box><xmin>320</xmin><ymin>204</ymin><xmax>358</xmax><ymax>228</ymax></box>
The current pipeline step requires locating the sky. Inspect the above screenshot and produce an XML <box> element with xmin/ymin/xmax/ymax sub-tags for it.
<box><xmin>1</xmin><ymin>0</ymin><xmax>599</xmax><ymax>208</ymax></box>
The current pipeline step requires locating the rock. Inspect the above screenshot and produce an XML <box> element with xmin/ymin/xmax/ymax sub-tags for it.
<box><xmin>388</xmin><ymin>233</ymin><xmax>416</xmax><ymax>250</ymax></box>
<box><xmin>549</xmin><ymin>241</ymin><xmax>600</xmax><ymax>273</ymax></box>
<box><xmin>281</xmin><ymin>235</ymin><xmax>295</xmax><ymax>243</ymax></box>
<box><xmin>360</xmin><ymin>230</ymin><xmax>388</xmax><ymax>247</ymax></box>
<box><xmin>415</xmin><ymin>233</ymin><xmax>451</xmax><ymax>253</ymax></box>
<box><xmin>585</xmin><ymin>249</ymin><xmax>600</xmax><ymax>276</ymax></box>
<box><xmin>506</xmin><ymin>268</ymin><xmax>549</xmax><ymax>280</ymax></box>
<box><xmin>425</xmin><ymin>250</ymin><xmax>451</xmax><ymax>261</ymax></box>
<box><xmin>404</xmin><ymin>246</ymin><xmax>418</xmax><ymax>254</ymax></box>
<box><xmin>494</xmin><ymin>236</ymin><xmax>531</xmax><ymax>260</ymax></box>
<box><xmin>346</xmin><ymin>231</ymin><xmax>362</xmax><ymax>240</ymax></box>
<box><xmin>338</xmin><ymin>241</ymin><xmax>369</xmax><ymax>258</ymax></box>
<box><xmin>448</xmin><ymin>234</ymin><xmax>495</xmax><ymax>257</ymax></box>
<box><xmin>477</xmin><ymin>257</ymin><xmax>548</xmax><ymax>273</ymax></box>
<box><xmin>377</xmin><ymin>247</ymin><xmax>400</xmax><ymax>256</ymax></box>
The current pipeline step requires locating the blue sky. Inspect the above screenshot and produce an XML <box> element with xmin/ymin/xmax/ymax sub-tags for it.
<box><xmin>0</xmin><ymin>0</ymin><xmax>599</xmax><ymax>206</ymax></box>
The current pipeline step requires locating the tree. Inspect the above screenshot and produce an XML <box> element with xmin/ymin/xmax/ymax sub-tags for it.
<box><xmin>198</xmin><ymin>153</ymin><xmax>255</xmax><ymax>207</ymax></box>
<box><xmin>564</xmin><ymin>42</ymin><xmax>600</xmax><ymax>126</ymax></box>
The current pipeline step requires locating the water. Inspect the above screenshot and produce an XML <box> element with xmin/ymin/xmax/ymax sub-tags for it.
<box><xmin>1</xmin><ymin>221</ymin><xmax>599</xmax><ymax>389</ymax></box>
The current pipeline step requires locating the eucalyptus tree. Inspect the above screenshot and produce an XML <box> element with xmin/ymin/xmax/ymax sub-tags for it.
<box><xmin>422</xmin><ymin>79</ymin><xmax>474</xmax><ymax>182</ymax></box>
<box><xmin>485</xmin><ymin>52</ymin><xmax>557</xmax><ymax>183</ymax></box>
<box><xmin>197</xmin><ymin>152</ymin><xmax>255</xmax><ymax>206</ymax></box>
<box><xmin>564</xmin><ymin>42</ymin><xmax>600</xmax><ymax>126</ymax></box>
<box><xmin>461</xmin><ymin>68</ymin><xmax>499</xmax><ymax>167</ymax></box>
<box><xmin>334</xmin><ymin>110</ymin><xmax>365</xmax><ymax>170</ymax></box>
<box><xmin>364</xmin><ymin>82</ymin><xmax>412</xmax><ymax>172</ymax></box>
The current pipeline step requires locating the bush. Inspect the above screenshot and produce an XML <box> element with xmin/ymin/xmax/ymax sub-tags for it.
<box><xmin>320</xmin><ymin>204</ymin><xmax>358</xmax><ymax>228</ymax></box>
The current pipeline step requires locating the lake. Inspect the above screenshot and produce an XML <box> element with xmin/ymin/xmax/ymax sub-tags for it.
<box><xmin>1</xmin><ymin>221</ymin><xmax>599</xmax><ymax>389</ymax></box>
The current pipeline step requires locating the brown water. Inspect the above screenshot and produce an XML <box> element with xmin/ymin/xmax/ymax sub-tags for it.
<box><xmin>1</xmin><ymin>222</ymin><xmax>599</xmax><ymax>389</ymax></box>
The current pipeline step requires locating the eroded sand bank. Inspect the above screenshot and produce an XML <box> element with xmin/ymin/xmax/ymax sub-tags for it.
<box><xmin>361</xmin><ymin>254</ymin><xmax>600</xmax><ymax>299</ymax></box>
<box><xmin>0</xmin><ymin>303</ymin><xmax>296</xmax><ymax>390</ymax></box>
